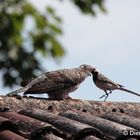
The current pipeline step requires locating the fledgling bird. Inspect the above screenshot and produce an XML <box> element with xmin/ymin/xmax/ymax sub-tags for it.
<box><xmin>7</xmin><ymin>64</ymin><xmax>93</xmax><ymax>99</ymax></box>
<box><xmin>91</xmin><ymin>68</ymin><xmax>140</xmax><ymax>101</ymax></box>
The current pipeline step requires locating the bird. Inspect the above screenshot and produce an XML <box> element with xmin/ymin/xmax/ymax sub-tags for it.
<box><xmin>7</xmin><ymin>64</ymin><xmax>93</xmax><ymax>99</ymax></box>
<box><xmin>91</xmin><ymin>68</ymin><xmax>140</xmax><ymax>101</ymax></box>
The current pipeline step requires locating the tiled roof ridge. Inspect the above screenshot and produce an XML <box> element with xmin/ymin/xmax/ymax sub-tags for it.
<box><xmin>0</xmin><ymin>96</ymin><xmax>140</xmax><ymax>140</ymax></box>
<box><xmin>0</xmin><ymin>96</ymin><xmax>140</xmax><ymax>117</ymax></box>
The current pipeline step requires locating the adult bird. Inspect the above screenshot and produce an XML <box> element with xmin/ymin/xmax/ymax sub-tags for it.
<box><xmin>7</xmin><ymin>64</ymin><xmax>93</xmax><ymax>99</ymax></box>
<box><xmin>91</xmin><ymin>68</ymin><xmax>140</xmax><ymax>101</ymax></box>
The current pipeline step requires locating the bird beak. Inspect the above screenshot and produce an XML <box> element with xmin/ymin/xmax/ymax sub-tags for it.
<box><xmin>92</xmin><ymin>68</ymin><xmax>98</xmax><ymax>73</ymax></box>
<box><xmin>91</xmin><ymin>69</ymin><xmax>95</xmax><ymax>73</ymax></box>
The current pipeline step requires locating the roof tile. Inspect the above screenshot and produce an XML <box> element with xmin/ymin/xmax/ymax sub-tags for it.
<box><xmin>0</xmin><ymin>130</ymin><xmax>27</xmax><ymax>140</ymax></box>
<box><xmin>19</xmin><ymin>109</ymin><xmax>106</xmax><ymax>140</ymax></box>
<box><xmin>101</xmin><ymin>112</ymin><xmax>140</xmax><ymax>131</ymax></box>
<box><xmin>0</xmin><ymin>96</ymin><xmax>140</xmax><ymax>140</ymax></box>
<box><xmin>59</xmin><ymin>110</ymin><xmax>137</xmax><ymax>139</ymax></box>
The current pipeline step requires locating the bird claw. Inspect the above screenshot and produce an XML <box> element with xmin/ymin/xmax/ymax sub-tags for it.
<box><xmin>100</xmin><ymin>94</ymin><xmax>106</xmax><ymax>99</ymax></box>
<box><xmin>100</xmin><ymin>94</ymin><xmax>108</xmax><ymax>101</ymax></box>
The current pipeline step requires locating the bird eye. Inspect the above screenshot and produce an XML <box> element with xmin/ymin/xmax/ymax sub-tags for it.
<box><xmin>80</xmin><ymin>65</ymin><xmax>85</xmax><ymax>68</ymax></box>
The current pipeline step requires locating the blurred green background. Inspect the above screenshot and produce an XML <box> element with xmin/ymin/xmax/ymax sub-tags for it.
<box><xmin>0</xmin><ymin>0</ymin><xmax>105</xmax><ymax>87</ymax></box>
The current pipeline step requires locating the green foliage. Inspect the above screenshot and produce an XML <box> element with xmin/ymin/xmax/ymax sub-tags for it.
<box><xmin>0</xmin><ymin>0</ymin><xmax>64</xmax><ymax>87</ymax></box>
<box><xmin>72</xmin><ymin>0</ymin><xmax>106</xmax><ymax>15</ymax></box>
<box><xmin>0</xmin><ymin>0</ymin><xmax>105</xmax><ymax>87</ymax></box>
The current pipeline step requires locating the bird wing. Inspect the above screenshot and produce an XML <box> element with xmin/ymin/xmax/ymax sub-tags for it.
<box><xmin>97</xmin><ymin>73</ymin><xmax>120</xmax><ymax>87</ymax></box>
<box><xmin>20</xmin><ymin>79</ymin><xmax>34</xmax><ymax>87</ymax></box>
<box><xmin>23</xmin><ymin>69</ymin><xmax>79</xmax><ymax>94</ymax></box>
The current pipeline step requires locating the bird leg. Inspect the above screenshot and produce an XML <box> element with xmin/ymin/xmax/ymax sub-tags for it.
<box><xmin>100</xmin><ymin>90</ymin><xmax>112</xmax><ymax>101</ymax></box>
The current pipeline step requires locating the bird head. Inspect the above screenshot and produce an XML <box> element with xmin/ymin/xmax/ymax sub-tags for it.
<box><xmin>91</xmin><ymin>67</ymin><xmax>99</xmax><ymax>74</ymax></box>
<box><xmin>80</xmin><ymin>64</ymin><xmax>95</xmax><ymax>75</ymax></box>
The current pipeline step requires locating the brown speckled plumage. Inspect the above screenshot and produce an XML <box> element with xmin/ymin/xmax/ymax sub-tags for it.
<box><xmin>7</xmin><ymin>65</ymin><xmax>93</xmax><ymax>99</ymax></box>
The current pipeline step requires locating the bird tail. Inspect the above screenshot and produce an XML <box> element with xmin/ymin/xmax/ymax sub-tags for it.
<box><xmin>6</xmin><ymin>87</ymin><xmax>29</xmax><ymax>97</ymax></box>
<box><xmin>119</xmin><ymin>87</ymin><xmax>140</xmax><ymax>97</ymax></box>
